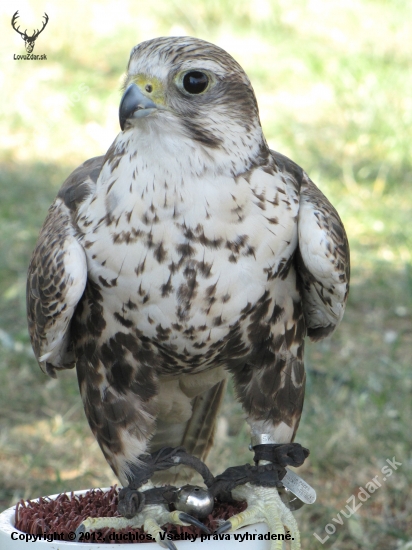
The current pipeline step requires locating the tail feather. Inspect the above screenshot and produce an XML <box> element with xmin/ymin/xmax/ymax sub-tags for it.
<box><xmin>151</xmin><ymin>378</ymin><xmax>227</xmax><ymax>485</ymax></box>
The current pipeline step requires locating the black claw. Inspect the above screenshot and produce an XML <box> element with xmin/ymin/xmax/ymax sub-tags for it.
<box><xmin>215</xmin><ymin>520</ymin><xmax>232</xmax><ymax>535</ymax></box>
<box><xmin>178</xmin><ymin>512</ymin><xmax>211</xmax><ymax>534</ymax></box>
<box><xmin>161</xmin><ymin>539</ymin><xmax>178</xmax><ymax>550</ymax></box>
<box><xmin>75</xmin><ymin>523</ymin><xmax>85</xmax><ymax>542</ymax></box>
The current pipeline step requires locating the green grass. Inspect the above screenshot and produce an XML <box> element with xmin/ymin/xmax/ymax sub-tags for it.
<box><xmin>1</xmin><ymin>1</ymin><xmax>411</xmax><ymax>548</ymax></box>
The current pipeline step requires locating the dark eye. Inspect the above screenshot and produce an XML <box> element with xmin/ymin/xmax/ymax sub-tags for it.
<box><xmin>182</xmin><ymin>71</ymin><xmax>209</xmax><ymax>94</ymax></box>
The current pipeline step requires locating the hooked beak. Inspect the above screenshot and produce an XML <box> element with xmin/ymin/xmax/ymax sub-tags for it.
<box><xmin>119</xmin><ymin>83</ymin><xmax>158</xmax><ymax>130</ymax></box>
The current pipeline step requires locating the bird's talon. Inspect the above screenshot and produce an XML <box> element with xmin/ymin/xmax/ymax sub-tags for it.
<box><xmin>160</xmin><ymin>539</ymin><xmax>178</xmax><ymax>550</ymax></box>
<box><xmin>178</xmin><ymin>512</ymin><xmax>211</xmax><ymax>534</ymax></box>
<box><xmin>215</xmin><ymin>520</ymin><xmax>232</xmax><ymax>535</ymax></box>
<box><xmin>74</xmin><ymin>523</ymin><xmax>85</xmax><ymax>542</ymax></box>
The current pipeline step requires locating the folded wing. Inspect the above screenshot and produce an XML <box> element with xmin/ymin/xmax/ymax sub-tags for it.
<box><xmin>297</xmin><ymin>174</ymin><xmax>350</xmax><ymax>341</ymax></box>
<box><xmin>26</xmin><ymin>156</ymin><xmax>104</xmax><ymax>376</ymax></box>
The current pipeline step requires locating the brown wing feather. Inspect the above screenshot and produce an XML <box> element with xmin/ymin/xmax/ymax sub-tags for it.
<box><xmin>26</xmin><ymin>156</ymin><xmax>104</xmax><ymax>377</ymax></box>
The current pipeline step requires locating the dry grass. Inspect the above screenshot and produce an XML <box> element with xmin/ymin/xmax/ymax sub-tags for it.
<box><xmin>0</xmin><ymin>0</ymin><xmax>411</xmax><ymax>548</ymax></box>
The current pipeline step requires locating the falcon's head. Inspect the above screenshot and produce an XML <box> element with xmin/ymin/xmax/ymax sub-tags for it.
<box><xmin>118</xmin><ymin>36</ymin><xmax>268</xmax><ymax>176</ymax></box>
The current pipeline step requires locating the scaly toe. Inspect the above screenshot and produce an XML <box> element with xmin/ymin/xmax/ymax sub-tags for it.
<box><xmin>228</xmin><ymin>483</ymin><xmax>301</xmax><ymax>549</ymax></box>
<box><xmin>75</xmin><ymin>515</ymin><xmax>139</xmax><ymax>541</ymax></box>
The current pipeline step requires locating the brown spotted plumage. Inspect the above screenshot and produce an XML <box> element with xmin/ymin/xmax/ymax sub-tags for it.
<box><xmin>27</xmin><ymin>36</ymin><xmax>349</xmax><ymax>514</ymax></box>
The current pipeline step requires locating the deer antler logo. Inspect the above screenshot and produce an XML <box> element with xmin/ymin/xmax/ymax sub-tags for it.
<box><xmin>11</xmin><ymin>11</ymin><xmax>49</xmax><ymax>54</ymax></box>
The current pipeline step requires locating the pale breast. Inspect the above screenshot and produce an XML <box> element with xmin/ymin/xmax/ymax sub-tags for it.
<box><xmin>76</xmin><ymin>154</ymin><xmax>300</xmax><ymax>365</ymax></box>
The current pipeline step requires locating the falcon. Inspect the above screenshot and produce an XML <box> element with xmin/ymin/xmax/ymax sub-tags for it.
<box><xmin>27</xmin><ymin>36</ymin><xmax>350</xmax><ymax>549</ymax></box>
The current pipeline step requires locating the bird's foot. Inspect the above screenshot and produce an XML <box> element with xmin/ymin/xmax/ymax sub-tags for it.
<box><xmin>76</xmin><ymin>503</ymin><xmax>210</xmax><ymax>549</ymax></box>
<box><xmin>75</xmin><ymin>483</ymin><xmax>211</xmax><ymax>548</ymax></box>
<box><xmin>76</xmin><ymin>448</ymin><xmax>217</xmax><ymax>547</ymax></box>
<box><xmin>216</xmin><ymin>483</ymin><xmax>300</xmax><ymax>550</ymax></box>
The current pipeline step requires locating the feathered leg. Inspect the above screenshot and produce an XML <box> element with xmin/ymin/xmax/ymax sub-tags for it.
<box><xmin>74</xmin><ymin>350</ymin><xmax>215</xmax><ymax>546</ymax></box>
<box><xmin>223</xmin><ymin>288</ymin><xmax>307</xmax><ymax>549</ymax></box>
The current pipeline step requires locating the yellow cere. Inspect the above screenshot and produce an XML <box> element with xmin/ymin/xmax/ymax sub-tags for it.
<box><xmin>130</xmin><ymin>74</ymin><xmax>166</xmax><ymax>106</ymax></box>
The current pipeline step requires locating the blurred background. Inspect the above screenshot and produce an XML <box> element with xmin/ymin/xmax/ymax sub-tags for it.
<box><xmin>0</xmin><ymin>0</ymin><xmax>411</xmax><ymax>548</ymax></box>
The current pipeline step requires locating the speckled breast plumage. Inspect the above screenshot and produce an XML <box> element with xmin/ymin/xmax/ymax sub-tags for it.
<box><xmin>73</xmin><ymin>142</ymin><xmax>301</xmax><ymax>376</ymax></box>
